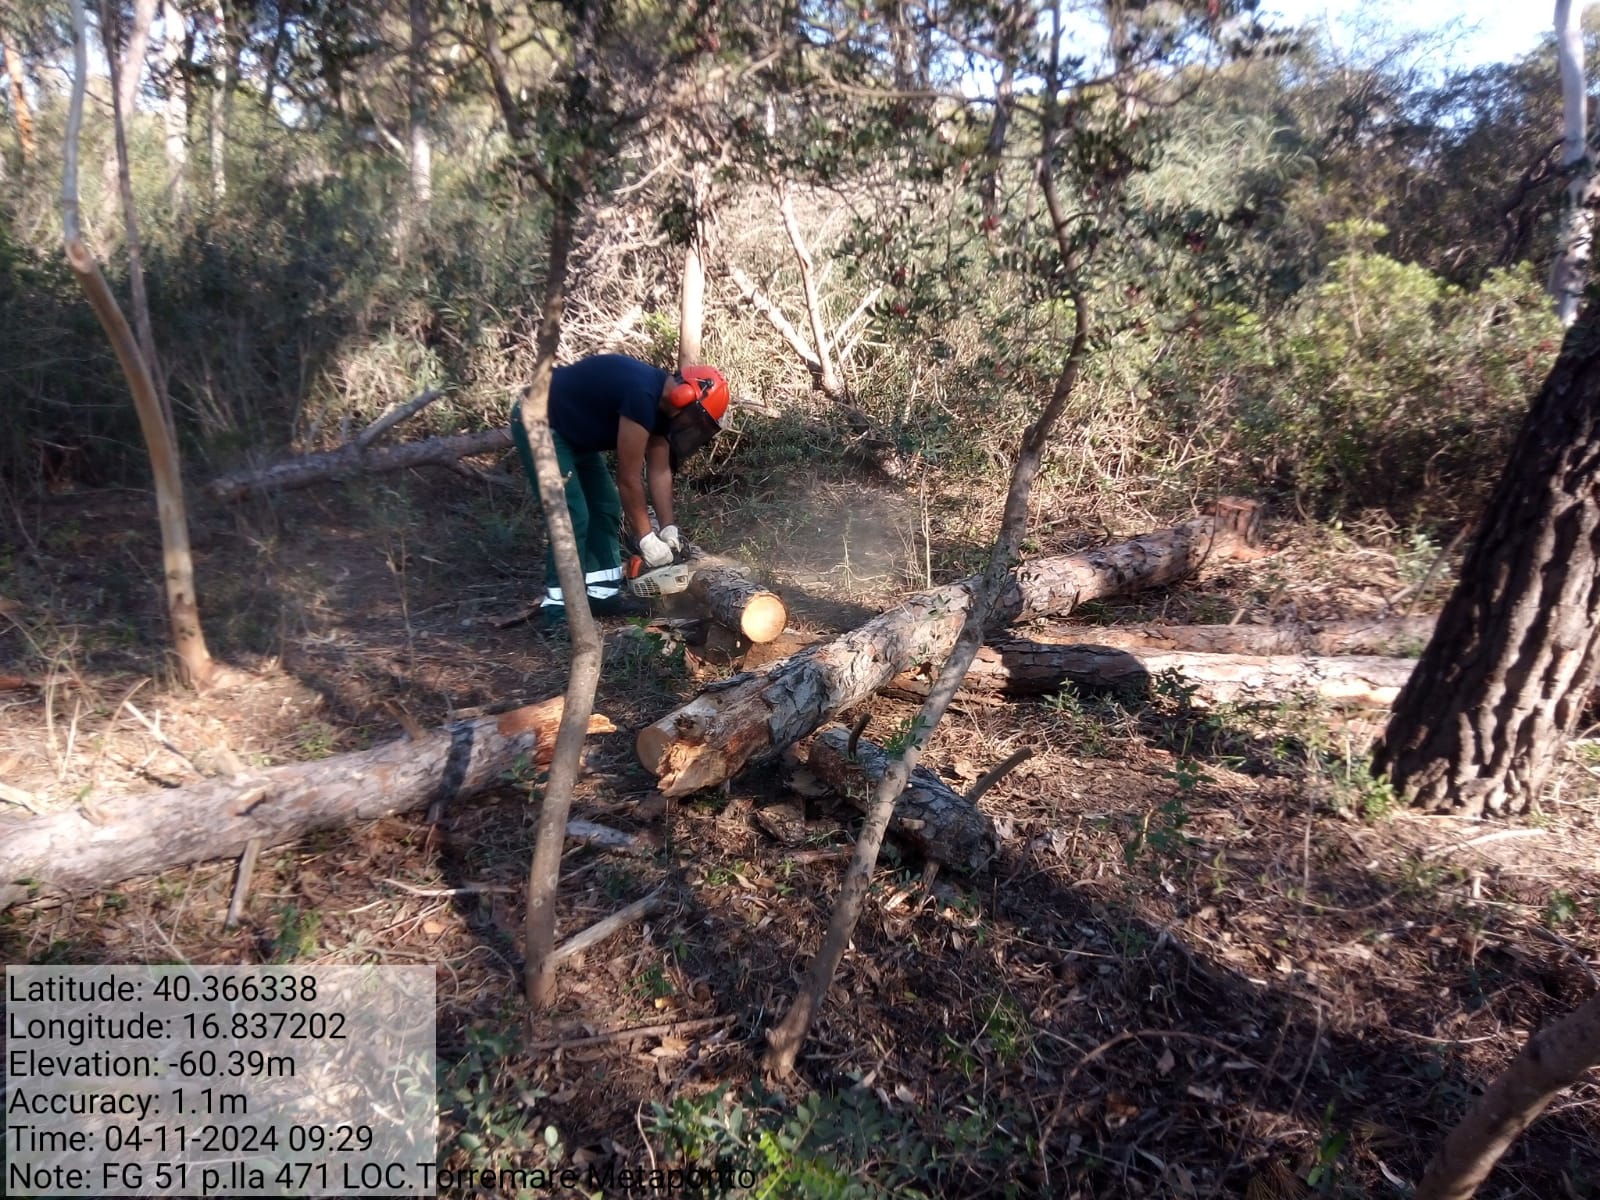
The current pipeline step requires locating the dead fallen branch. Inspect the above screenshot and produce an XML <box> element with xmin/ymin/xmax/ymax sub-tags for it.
<box><xmin>0</xmin><ymin>697</ymin><xmax>615</xmax><ymax>909</ymax></box>
<box><xmin>565</xmin><ymin>819</ymin><xmax>658</xmax><ymax>856</ymax></box>
<box><xmin>1028</xmin><ymin>614</ymin><xmax>1436</xmax><ymax>657</ymax></box>
<box><xmin>637</xmin><ymin>502</ymin><xmax>1259</xmax><ymax>795</ymax></box>
<box><xmin>208</xmin><ymin>427</ymin><xmax>510</xmax><ymax>502</ymax></box>
<box><xmin>550</xmin><ymin>888</ymin><xmax>666</xmax><ymax>963</ymax></box>
<box><xmin>356</xmin><ymin>388</ymin><xmax>443</xmax><ymax>448</ymax></box>
<box><xmin>526</xmin><ymin>1013</ymin><xmax>734</xmax><ymax>1052</ymax></box>
<box><xmin>806</xmin><ymin>726</ymin><xmax>996</xmax><ymax>870</ymax></box>
<box><xmin>888</xmin><ymin>643</ymin><xmax>1414</xmax><ymax>709</ymax></box>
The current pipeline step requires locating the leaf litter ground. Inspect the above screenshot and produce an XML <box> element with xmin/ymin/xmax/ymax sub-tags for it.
<box><xmin>1</xmin><ymin>473</ymin><xmax>1597</xmax><ymax>1199</ymax></box>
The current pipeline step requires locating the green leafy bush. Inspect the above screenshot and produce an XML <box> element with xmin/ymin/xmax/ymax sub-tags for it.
<box><xmin>1149</xmin><ymin>229</ymin><xmax>1561</xmax><ymax>519</ymax></box>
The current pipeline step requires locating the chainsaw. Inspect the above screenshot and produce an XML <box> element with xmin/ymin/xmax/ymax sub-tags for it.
<box><xmin>624</xmin><ymin>550</ymin><xmax>694</xmax><ymax>599</ymax></box>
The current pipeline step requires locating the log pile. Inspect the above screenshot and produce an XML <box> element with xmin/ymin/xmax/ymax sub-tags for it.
<box><xmin>637</xmin><ymin>501</ymin><xmax>1263</xmax><ymax>796</ymax></box>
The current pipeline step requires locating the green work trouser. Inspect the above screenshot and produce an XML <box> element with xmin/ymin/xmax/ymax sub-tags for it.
<box><xmin>510</xmin><ymin>404</ymin><xmax>624</xmax><ymax>608</ymax></box>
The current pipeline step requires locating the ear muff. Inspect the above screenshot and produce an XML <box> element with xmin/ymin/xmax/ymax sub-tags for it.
<box><xmin>668</xmin><ymin>377</ymin><xmax>700</xmax><ymax>409</ymax></box>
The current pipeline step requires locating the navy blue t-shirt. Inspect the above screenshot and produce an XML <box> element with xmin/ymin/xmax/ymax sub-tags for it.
<box><xmin>547</xmin><ymin>355</ymin><xmax>670</xmax><ymax>453</ymax></box>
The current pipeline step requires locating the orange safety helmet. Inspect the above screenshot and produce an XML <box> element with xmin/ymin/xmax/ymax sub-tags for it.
<box><xmin>667</xmin><ymin>365</ymin><xmax>730</xmax><ymax>424</ymax></box>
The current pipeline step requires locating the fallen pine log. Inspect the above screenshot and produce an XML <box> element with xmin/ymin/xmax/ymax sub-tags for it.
<box><xmin>805</xmin><ymin>727</ymin><xmax>995</xmax><ymax>870</ymax></box>
<box><xmin>0</xmin><ymin>697</ymin><xmax>614</xmax><ymax>909</ymax></box>
<box><xmin>1028</xmin><ymin>614</ymin><xmax>1436</xmax><ymax>658</ymax></box>
<box><xmin>683</xmin><ymin>547</ymin><xmax>788</xmax><ymax>644</ymax></box>
<box><xmin>636</xmin><ymin>501</ymin><xmax>1260</xmax><ymax>795</ymax></box>
<box><xmin>208</xmin><ymin>427</ymin><xmax>511</xmax><ymax>502</ymax></box>
<box><xmin>887</xmin><ymin>642</ymin><xmax>1414</xmax><ymax>709</ymax></box>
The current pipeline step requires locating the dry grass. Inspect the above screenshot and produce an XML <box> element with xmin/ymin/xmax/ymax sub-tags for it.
<box><xmin>2</xmin><ymin>470</ymin><xmax>1596</xmax><ymax>1199</ymax></box>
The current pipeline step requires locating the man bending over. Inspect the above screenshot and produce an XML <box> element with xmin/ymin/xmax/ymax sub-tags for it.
<box><xmin>511</xmin><ymin>354</ymin><xmax>729</xmax><ymax>625</ymax></box>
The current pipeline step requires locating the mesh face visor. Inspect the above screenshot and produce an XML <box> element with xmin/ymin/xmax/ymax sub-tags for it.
<box><xmin>667</xmin><ymin>399</ymin><xmax>721</xmax><ymax>469</ymax></box>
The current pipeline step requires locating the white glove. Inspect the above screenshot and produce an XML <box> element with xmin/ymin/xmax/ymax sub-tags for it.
<box><xmin>659</xmin><ymin>524</ymin><xmax>683</xmax><ymax>554</ymax></box>
<box><xmin>637</xmin><ymin>531</ymin><xmax>673</xmax><ymax>568</ymax></box>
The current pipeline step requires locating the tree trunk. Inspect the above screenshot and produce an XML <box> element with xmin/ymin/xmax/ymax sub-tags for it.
<box><xmin>762</xmin><ymin>55</ymin><xmax>1102</xmax><ymax>1075</ymax></box>
<box><xmin>1415</xmin><ymin>990</ymin><xmax>1600</xmax><ymax>1200</ymax></box>
<box><xmin>207</xmin><ymin>0</ymin><xmax>227</xmax><ymax>202</ymax></box>
<box><xmin>777</xmin><ymin>182</ymin><xmax>841</xmax><ymax>397</ymax></box>
<box><xmin>1373</xmin><ymin>315</ymin><xmax>1600</xmax><ymax>815</ymax></box>
<box><xmin>159</xmin><ymin>0</ymin><xmax>188</xmax><ymax>211</ymax></box>
<box><xmin>407</xmin><ymin>0</ymin><xmax>432</xmax><ymax>211</ymax></box>
<box><xmin>888</xmin><ymin>642</ymin><xmax>1413</xmax><ymax>708</ymax></box>
<box><xmin>2</xmin><ymin>36</ymin><xmax>34</xmax><ymax>162</ymax></box>
<box><xmin>101</xmin><ymin>0</ymin><xmax>168</xmax><ymax>430</ymax></box>
<box><xmin>207</xmin><ymin>427</ymin><xmax>511</xmax><ymax>501</ymax></box>
<box><xmin>518</xmin><ymin>196</ymin><xmax>599</xmax><ymax>1012</ymax></box>
<box><xmin>637</xmin><ymin>503</ymin><xmax>1258</xmax><ymax>796</ymax></box>
<box><xmin>65</xmin><ymin>0</ymin><xmax>213</xmax><ymax>689</ymax></box>
<box><xmin>1024</xmin><ymin>614</ymin><xmax>1436</xmax><ymax>657</ymax></box>
<box><xmin>100</xmin><ymin>0</ymin><xmax>159</xmax><ymax>224</ymax></box>
<box><xmin>677</xmin><ymin>169</ymin><xmax>705</xmax><ymax>369</ymax></box>
<box><xmin>0</xmin><ymin>697</ymin><xmax>614</xmax><ymax>910</ymax></box>
<box><xmin>683</xmin><ymin>548</ymin><xmax>787</xmax><ymax>643</ymax></box>
<box><xmin>1549</xmin><ymin>0</ymin><xmax>1591</xmax><ymax>327</ymax></box>
<box><xmin>806</xmin><ymin>727</ymin><xmax>995</xmax><ymax>870</ymax></box>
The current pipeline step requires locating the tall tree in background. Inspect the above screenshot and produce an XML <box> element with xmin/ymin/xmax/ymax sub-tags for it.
<box><xmin>100</xmin><ymin>0</ymin><xmax>159</xmax><ymax>224</ymax></box>
<box><xmin>159</xmin><ymin>0</ymin><xmax>189</xmax><ymax>210</ymax></box>
<box><xmin>64</xmin><ymin>0</ymin><xmax>216</xmax><ymax>688</ymax></box>
<box><xmin>407</xmin><ymin>0</ymin><xmax>430</xmax><ymax>212</ymax></box>
<box><xmin>1548</xmin><ymin>0</ymin><xmax>1591</xmax><ymax>325</ymax></box>
<box><xmin>206</xmin><ymin>0</ymin><xmax>230</xmax><ymax>200</ymax></box>
<box><xmin>1373</xmin><ymin>306</ymin><xmax>1600</xmax><ymax>814</ymax></box>
<box><xmin>2</xmin><ymin>27</ymin><xmax>35</xmax><ymax>163</ymax></box>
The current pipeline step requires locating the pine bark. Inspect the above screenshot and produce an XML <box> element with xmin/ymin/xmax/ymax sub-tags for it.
<box><xmin>807</xmin><ymin>728</ymin><xmax>996</xmax><ymax>870</ymax></box>
<box><xmin>683</xmin><ymin>548</ymin><xmax>787</xmax><ymax>643</ymax></box>
<box><xmin>2</xmin><ymin>36</ymin><xmax>34</xmax><ymax>162</ymax></box>
<box><xmin>0</xmin><ymin>698</ymin><xmax>612</xmax><ymax>909</ymax></box>
<box><xmin>1373</xmin><ymin>317</ymin><xmax>1600</xmax><ymax>814</ymax></box>
<box><xmin>637</xmin><ymin>503</ymin><xmax>1258</xmax><ymax>796</ymax></box>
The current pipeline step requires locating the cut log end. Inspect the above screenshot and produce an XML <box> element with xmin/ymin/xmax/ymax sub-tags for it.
<box><xmin>739</xmin><ymin>595</ymin><xmax>788</xmax><ymax>644</ymax></box>
<box><xmin>635</xmin><ymin>724</ymin><xmax>674</xmax><ymax>777</ymax></box>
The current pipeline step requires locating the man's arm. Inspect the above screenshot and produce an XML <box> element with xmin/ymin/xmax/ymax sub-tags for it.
<box><xmin>646</xmin><ymin>435</ymin><xmax>675</xmax><ymax>530</ymax></box>
<box><xmin>615</xmin><ymin>418</ymin><xmax>655</xmax><ymax>540</ymax></box>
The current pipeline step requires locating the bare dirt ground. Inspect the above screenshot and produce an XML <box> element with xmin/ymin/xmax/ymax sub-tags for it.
<box><xmin>2</xmin><ymin>467</ymin><xmax>1598</xmax><ymax>1199</ymax></box>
